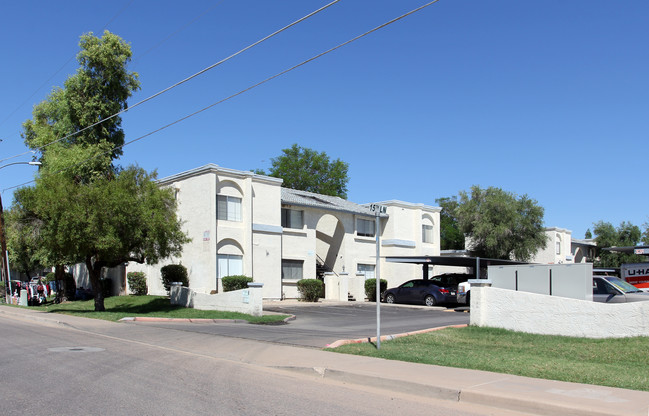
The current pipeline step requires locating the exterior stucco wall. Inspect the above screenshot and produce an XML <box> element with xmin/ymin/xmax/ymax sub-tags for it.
<box><xmin>170</xmin><ymin>284</ymin><xmax>263</xmax><ymax>316</ymax></box>
<box><xmin>129</xmin><ymin>165</ymin><xmax>283</xmax><ymax>298</ymax></box>
<box><xmin>128</xmin><ymin>165</ymin><xmax>444</xmax><ymax>301</ymax></box>
<box><xmin>376</xmin><ymin>201</ymin><xmax>442</xmax><ymax>287</ymax></box>
<box><xmin>471</xmin><ymin>286</ymin><xmax>649</xmax><ymax>338</ymax></box>
<box><xmin>532</xmin><ymin>227</ymin><xmax>574</xmax><ymax>264</ymax></box>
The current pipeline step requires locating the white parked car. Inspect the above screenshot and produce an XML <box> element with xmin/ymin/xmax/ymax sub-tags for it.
<box><xmin>593</xmin><ymin>276</ymin><xmax>649</xmax><ymax>303</ymax></box>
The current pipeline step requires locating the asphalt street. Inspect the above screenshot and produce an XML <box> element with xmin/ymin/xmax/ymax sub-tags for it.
<box><xmin>0</xmin><ymin>308</ymin><xmax>527</xmax><ymax>416</ymax></box>
<box><xmin>132</xmin><ymin>302</ymin><xmax>470</xmax><ymax>348</ymax></box>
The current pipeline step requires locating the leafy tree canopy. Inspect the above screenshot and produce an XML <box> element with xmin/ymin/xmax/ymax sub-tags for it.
<box><xmin>591</xmin><ymin>221</ymin><xmax>644</xmax><ymax>268</ymax></box>
<box><xmin>8</xmin><ymin>32</ymin><xmax>188</xmax><ymax>311</ymax></box>
<box><xmin>22</xmin><ymin>30</ymin><xmax>140</xmax><ymax>162</ymax></box>
<box><xmin>435</xmin><ymin>196</ymin><xmax>464</xmax><ymax>250</ymax></box>
<box><xmin>256</xmin><ymin>144</ymin><xmax>349</xmax><ymax>199</ymax></box>
<box><xmin>455</xmin><ymin>185</ymin><xmax>546</xmax><ymax>261</ymax></box>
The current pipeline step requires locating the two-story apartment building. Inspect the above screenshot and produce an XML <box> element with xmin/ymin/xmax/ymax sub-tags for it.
<box><xmin>128</xmin><ymin>164</ymin><xmax>441</xmax><ymax>299</ymax></box>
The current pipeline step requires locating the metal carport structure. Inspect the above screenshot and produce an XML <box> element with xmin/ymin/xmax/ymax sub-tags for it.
<box><xmin>386</xmin><ymin>255</ymin><xmax>529</xmax><ymax>280</ymax></box>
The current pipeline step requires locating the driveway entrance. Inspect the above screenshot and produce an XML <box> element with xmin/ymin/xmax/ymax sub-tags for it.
<box><xmin>136</xmin><ymin>302</ymin><xmax>470</xmax><ymax>348</ymax></box>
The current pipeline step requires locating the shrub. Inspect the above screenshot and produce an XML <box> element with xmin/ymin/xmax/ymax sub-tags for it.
<box><xmin>297</xmin><ymin>279</ymin><xmax>323</xmax><ymax>302</ymax></box>
<box><xmin>127</xmin><ymin>272</ymin><xmax>148</xmax><ymax>295</ymax></box>
<box><xmin>364</xmin><ymin>278</ymin><xmax>387</xmax><ymax>302</ymax></box>
<box><xmin>160</xmin><ymin>264</ymin><xmax>189</xmax><ymax>295</ymax></box>
<box><xmin>45</xmin><ymin>272</ymin><xmax>56</xmax><ymax>282</ymax></box>
<box><xmin>222</xmin><ymin>275</ymin><xmax>253</xmax><ymax>292</ymax></box>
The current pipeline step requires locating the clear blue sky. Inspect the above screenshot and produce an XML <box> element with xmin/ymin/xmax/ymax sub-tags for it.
<box><xmin>1</xmin><ymin>0</ymin><xmax>647</xmax><ymax>239</ymax></box>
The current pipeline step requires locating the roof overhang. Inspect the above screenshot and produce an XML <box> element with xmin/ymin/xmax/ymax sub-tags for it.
<box><xmin>386</xmin><ymin>256</ymin><xmax>529</xmax><ymax>268</ymax></box>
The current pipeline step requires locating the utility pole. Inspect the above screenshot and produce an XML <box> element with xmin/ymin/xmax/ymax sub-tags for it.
<box><xmin>1</xmin><ymin>192</ymin><xmax>9</xmax><ymax>303</ymax></box>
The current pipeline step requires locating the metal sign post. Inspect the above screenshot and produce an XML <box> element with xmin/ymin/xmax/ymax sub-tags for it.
<box><xmin>370</xmin><ymin>204</ymin><xmax>386</xmax><ymax>349</ymax></box>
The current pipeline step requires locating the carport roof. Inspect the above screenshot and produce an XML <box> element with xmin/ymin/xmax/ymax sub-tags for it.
<box><xmin>602</xmin><ymin>245</ymin><xmax>649</xmax><ymax>255</ymax></box>
<box><xmin>386</xmin><ymin>255</ymin><xmax>529</xmax><ymax>268</ymax></box>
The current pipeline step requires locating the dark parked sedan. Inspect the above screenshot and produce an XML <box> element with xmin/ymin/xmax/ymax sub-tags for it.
<box><xmin>382</xmin><ymin>275</ymin><xmax>467</xmax><ymax>306</ymax></box>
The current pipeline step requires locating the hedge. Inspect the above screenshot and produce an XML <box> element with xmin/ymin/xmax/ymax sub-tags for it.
<box><xmin>297</xmin><ymin>279</ymin><xmax>323</xmax><ymax>302</ymax></box>
<box><xmin>364</xmin><ymin>278</ymin><xmax>388</xmax><ymax>302</ymax></box>
<box><xmin>160</xmin><ymin>264</ymin><xmax>189</xmax><ymax>295</ymax></box>
<box><xmin>222</xmin><ymin>275</ymin><xmax>253</xmax><ymax>292</ymax></box>
<box><xmin>127</xmin><ymin>271</ymin><xmax>148</xmax><ymax>295</ymax></box>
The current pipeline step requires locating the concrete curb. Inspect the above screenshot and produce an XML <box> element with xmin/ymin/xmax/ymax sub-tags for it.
<box><xmin>119</xmin><ymin>314</ymin><xmax>297</xmax><ymax>324</ymax></box>
<box><xmin>325</xmin><ymin>324</ymin><xmax>468</xmax><ymax>348</ymax></box>
<box><xmin>274</xmin><ymin>365</ymin><xmax>641</xmax><ymax>416</ymax></box>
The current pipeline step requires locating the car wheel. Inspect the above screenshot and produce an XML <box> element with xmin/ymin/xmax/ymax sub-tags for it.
<box><xmin>425</xmin><ymin>295</ymin><xmax>437</xmax><ymax>307</ymax></box>
<box><xmin>385</xmin><ymin>293</ymin><xmax>395</xmax><ymax>304</ymax></box>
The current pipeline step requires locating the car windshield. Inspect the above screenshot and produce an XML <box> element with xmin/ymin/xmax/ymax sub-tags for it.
<box><xmin>604</xmin><ymin>277</ymin><xmax>642</xmax><ymax>293</ymax></box>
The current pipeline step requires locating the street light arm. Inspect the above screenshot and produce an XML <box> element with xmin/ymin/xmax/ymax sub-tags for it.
<box><xmin>0</xmin><ymin>161</ymin><xmax>41</xmax><ymax>170</ymax></box>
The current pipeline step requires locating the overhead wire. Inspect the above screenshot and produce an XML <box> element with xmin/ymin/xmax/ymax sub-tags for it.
<box><xmin>0</xmin><ymin>0</ymin><xmax>341</xmax><ymax>165</ymax></box>
<box><xmin>0</xmin><ymin>0</ymin><xmax>136</xmax><ymax>136</ymax></box>
<box><xmin>3</xmin><ymin>0</ymin><xmax>442</xmax><ymax>194</ymax></box>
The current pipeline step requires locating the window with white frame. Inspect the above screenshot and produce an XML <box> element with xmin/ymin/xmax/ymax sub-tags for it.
<box><xmin>422</xmin><ymin>215</ymin><xmax>434</xmax><ymax>243</ymax></box>
<box><xmin>357</xmin><ymin>263</ymin><xmax>375</xmax><ymax>279</ymax></box>
<box><xmin>357</xmin><ymin>218</ymin><xmax>375</xmax><ymax>237</ymax></box>
<box><xmin>281</xmin><ymin>208</ymin><xmax>303</xmax><ymax>229</ymax></box>
<box><xmin>422</xmin><ymin>224</ymin><xmax>433</xmax><ymax>243</ymax></box>
<box><xmin>282</xmin><ymin>260</ymin><xmax>303</xmax><ymax>280</ymax></box>
<box><xmin>217</xmin><ymin>254</ymin><xmax>243</xmax><ymax>278</ymax></box>
<box><xmin>217</xmin><ymin>195</ymin><xmax>241</xmax><ymax>222</ymax></box>
<box><xmin>555</xmin><ymin>234</ymin><xmax>561</xmax><ymax>255</ymax></box>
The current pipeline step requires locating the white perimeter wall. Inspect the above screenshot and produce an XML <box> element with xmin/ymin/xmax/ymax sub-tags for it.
<box><xmin>471</xmin><ymin>286</ymin><xmax>649</xmax><ymax>338</ymax></box>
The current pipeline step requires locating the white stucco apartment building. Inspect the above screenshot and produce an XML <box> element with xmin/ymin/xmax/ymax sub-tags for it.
<box><xmin>128</xmin><ymin>164</ymin><xmax>441</xmax><ymax>299</ymax></box>
<box><xmin>532</xmin><ymin>227</ymin><xmax>596</xmax><ymax>265</ymax></box>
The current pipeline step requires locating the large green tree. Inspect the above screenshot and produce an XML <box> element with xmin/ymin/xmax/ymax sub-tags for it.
<box><xmin>591</xmin><ymin>221</ymin><xmax>644</xmax><ymax>268</ymax></box>
<box><xmin>10</xmin><ymin>31</ymin><xmax>189</xmax><ymax>311</ymax></box>
<box><xmin>8</xmin><ymin>148</ymin><xmax>190</xmax><ymax>311</ymax></box>
<box><xmin>435</xmin><ymin>196</ymin><xmax>464</xmax><ymax>250</ymax></box>
<box><xmin>256</xmin><ymin>144</ymin><xmax>350</xmax><ymax>198</ymax></box>
<box><xmin>455</xmin><ymin>185</ymin><xmax>546</xmax><ymax>261</ymax></box>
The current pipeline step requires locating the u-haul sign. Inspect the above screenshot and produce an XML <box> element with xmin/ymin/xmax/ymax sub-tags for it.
<box><xmin>622</xmin><ymin>263</ymin><xmax>649</xmax><ymax>286</ymax></box>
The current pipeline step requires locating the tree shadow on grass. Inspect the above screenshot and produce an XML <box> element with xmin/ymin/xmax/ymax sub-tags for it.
<box><xmin>44</xmin><ymin>296</ymin><xmax>182</xmax><ymax>315</ymax></box>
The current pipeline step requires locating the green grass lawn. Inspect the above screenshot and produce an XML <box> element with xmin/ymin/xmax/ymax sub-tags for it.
<box><xmin>327</xmin><ymin>326</ymin><xmax>649</xmax><ymax>392</ymax></box>
<box><xmin>24</xmin><ymin>295</ymin><xmax>289</xmax><ymax>324</ymax></box>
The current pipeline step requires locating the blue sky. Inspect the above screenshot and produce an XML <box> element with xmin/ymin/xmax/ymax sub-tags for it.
<box><xmin>1</xmin><ymin>0</ymin><xmax>647</xmax><ymax>239</ymax></box>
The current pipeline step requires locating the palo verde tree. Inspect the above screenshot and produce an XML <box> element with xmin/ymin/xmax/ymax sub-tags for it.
<box><xmin>455</xmin><ymin>185</ymin><xmax>546</xmax><ymax>261</ymax></box>
<box><xmin>10</xmin><ymin>31</ymin><xmax>190</xmax><ymax>311</ymax></box>
<box><xmin>256</xmin><ymin>144</ymin><xmax>350</xmax><ymax>199</ymax></box>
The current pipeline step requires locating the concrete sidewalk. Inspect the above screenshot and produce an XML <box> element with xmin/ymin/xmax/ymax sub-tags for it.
<box><xmin>2</xmin><ymin>304</ymin><xmax>648</xmax><ymax>416</ymax></box>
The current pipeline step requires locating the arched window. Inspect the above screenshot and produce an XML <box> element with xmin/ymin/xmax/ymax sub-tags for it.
<box><xmin>217</xmin><ymin>181</ymin><xmax>243</xmax><ymax>222</ymax></box>
<box><xmin>555</xmin><ymin>234</ymin><xmax>562</xmax><ymax>255</ymax></box>
<box><xmin>422</xmin><ymin>215</ymin><xmax>434</xmax><ymax>244</ymax></box>
<box><xmin>217</xmin><ymin>240</ymin><xmax>243</xmax><ymax>278</ymax></box>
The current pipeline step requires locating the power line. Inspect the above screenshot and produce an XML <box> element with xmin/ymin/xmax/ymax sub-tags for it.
<box><xmin>3</xmin><ymin>0</ymin><xmax>442</xmax><ymax>194</ymax></box>
<box><xmin>0</xmin><ymin>0</ymin><xmax>341</xmax><ymax>165</ymax></box>
<box><xmin>0</xmin><ymin>0</ymin><xmax>136</xmax><ymax>135</ymax></box>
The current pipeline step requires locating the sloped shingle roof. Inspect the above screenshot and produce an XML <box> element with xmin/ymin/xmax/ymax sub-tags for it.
<box><xmin>281</xmin><ymin>188</ymin><xmax>386</xmax><ymax>218</ymax></box>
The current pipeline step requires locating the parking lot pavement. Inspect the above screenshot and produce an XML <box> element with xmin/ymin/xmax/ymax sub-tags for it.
<box><xmin>132</xmin><ymin>301</ymin><xmax>470</xmax><ymax>348</ymax></box>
